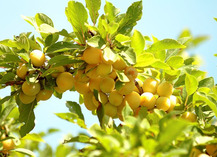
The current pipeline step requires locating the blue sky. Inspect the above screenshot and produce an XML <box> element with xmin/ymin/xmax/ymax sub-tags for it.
<box><xmin>1</xmin><ymin>0</ymin><xmax>217</xmax><ymax>149</ymax></box>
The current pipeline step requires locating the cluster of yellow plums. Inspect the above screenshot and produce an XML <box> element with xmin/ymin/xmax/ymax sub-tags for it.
<box><xmin>15</xmin><ymin>47</ymin><xmax>197</xmax><ymax>123</ymax></box>
<box><xmin>16</xmin><ymin>50</ymin><xmax>53</xmax><ymax>104</ymax></box>
<box><xmin>190</xmin><ymin>144</ymin><xmax>217</xmax><ymax>157</ymax></box>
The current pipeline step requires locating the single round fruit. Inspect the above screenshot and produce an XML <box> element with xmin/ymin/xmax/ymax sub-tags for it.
<box><xmin>51</xmin><ymin>66</ymin><xmax>65</xmax><ymax>78</ymax></box>
<box><xmin>83</xmin><ymin>92</ymin><xmax>98</xmax><ymax>111</ymax></box>
<box><xmin>56</xmin><ymin>72</ymin><xmax>74</xmax><ymax>91</ymax></box>
<box><xmin>99</xmin><ymin>77</ymin><xmax>115</xmax><ymax>93</ymax></box>
<box><xmin>36</xmin><ymin>89</ymin><xmax>53</xmax><ymax>101</ymax></box>
<box><xmin>206</xmin><ymin>144</ymin><xmax>217</xmax><ymax>156</ymax></box>
<box><xmin>96</xmin><ymin>63</ymin><xmax>112</xmax><ymax>76</ymax></box>
<box><xmin>125</xmin><ymin>91</ymin><xmax>141</xmax><ymax>110</ymax></box>
<box><xmin>108</xmin><ymin>70</ymin><xmax>117</xmax><ymax>79</ymax></box>
<box><xmin>22</xmin><ymin>81</ymin><xmax>41</xmax><ymax>96</ymax></box>
<box><xmin>198</xmin><ymin>154</ymin><xmax>210</xmax><ymax>157</ymax></box>
<box><xmin>167</xmin><ymin>95</ymin><xmax>177</xmax><ymax>112</ymax></box>
<box><xmin>16</xmin><ymin>64</ymin><xmax>28</xmax><ymax>79</ymax></box>
<box><xmin>104</xmin><ymin>102</ymin><xmax>117</xmax><ymax>118</ymax></box>
<box><xmin>2</xmin><ymin>138</ymin><xmax>15</xmax><ymax>153</ymax></box>
<box><xmin>89</xmin><ymin>77</ymin><xmax>102</xmax><ymax>92</ymax></box>
<box><xmin>112</xmin><ymin>56</ymin><xmax>127</xmax><ymax>70</ymax></box>
<box><xmin>74</xmin><ymin>82</ymin><xmax>90</xmax><ymax>94</ymax></box>
<box><xmin>156</xmin><ymin>97</ymin><xmax>171</xmax><ymax>111</ymax></box>
<box><xmin>19</xmin><ymin>92</ymin><xmax>36</xmax><ymax>104</ymax></box>
<box><xmin>117</xmin><ymin>81</ymin><xmax>135</xmax><ymax>95</ymax></box>
<box><xmin>82</xmin><ymin>47</ymin><xmax>102</xmax><ymax>64</ymax></box>
<box><xmin>142</xmin><ymin>78</ymin><xmax>159</xmax><ymax>94</ymax></box>
<box><xmin>181</xmin><ymin>112</ymin><xmax>197</xmax><ymax>122</ymax></box>
<box><xmin>30</xmin><ymin>50</ymin><xmax>45</xmax><ymax>67</ymax></box>
<box><xmin>140</xmin><ymin>92</ymin><xmax>156</xmax><ymax>110</ymax></box>
<box><xmin>108</xmin><ymin>90</ymin><xmax>123</xmax><ymax>106</ymax></box>
<box><xmin>157</xmin><ymin>81</ymin><xmax>173</xmax><ymax>97</ymax></box>
<box><xmin>124</xmin><ymin>66</ymin><xmax>138</xmax><ymax>80</ymax></box>
<box><xmin>190</xmin><ymin>148</ymin><xmax>202</xmax><ymax>157</ymax></box>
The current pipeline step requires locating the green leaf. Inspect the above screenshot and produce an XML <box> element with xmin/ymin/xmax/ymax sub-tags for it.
<box><xmin>117</xmin><ymin>1</ymin><xmax>143</xmax><ymax>35</ymax></box>
<box><xmin>66</xmin><ymin>101</ymin><xmax>84</xmax><ymax>120</ymax></box>
<box><xmin>65</xmin><ymin>1</ymin><xmax>88</xmax><ymax>44</ymax></box>
<box><xmin>157</xmin><ymin>119</ymin><xmax>189</xmax><ymax>150</ymax></box>
<box><xmin>0</xmin><ymin>101</ymin><xmax>16</xmax><ymax>125</ymax></box>
<box><xmin>166</xmin><ymin>56</ymin><xmax>184</xmax><ymax>68</ymax></box>
<box><xmin>151</xmin><ymin>60</ymin><xmax>171</xmax><ymax>70</ymax></box>
<box><xmin>146</xmin><ymin>39</ymin><xmax>186</xmax><ymax>52</ymax></box>
<box><xmin>115</xmin><ymin>34</ymin><xmax>131</xmax><ymax>44</ymax></box>
<box><xmin>214</xmin><ymin>17</ymin><xmax>217</xmax><ymax>22</ymax></box>
<box><xmin>35</xmin><ymin>13</ymin><xmax>54</xmax><ymax>27</ymax></box>
<box><xmin>64</xmin><ymin>134</ymin><xmax>90</xmax><ymax>144</ymax></box>
<box><xmin>116</xmin><ymin>70</ymin><xmax>130</xmax><ymax>82</ymax></box>
<box><xmin>87</xmin><ymin>35</ymin><xmax>106</xmax><ymax>48</ymax></box>
<box><xmin>55</xmin><ymin>112</ymin><xmax>86</xmax><ymax>129</ymax></box>
<box><xmin>55</xmin><ymin>144</ymin><xmax>73</xmax><ymax>157</ymax></box>
<box><xmin>0</xmin><ymin>72</ymin><xmax>16</xmax><ymax>84</ymax></box>
<box><xmin>46</xmin><ymin>41</ymin><xmax>82</xmax><ymax>54</ymax></box>
<box><xmin>104</xmin><ymin>1</ymin><xmax>120</xmax><ymax>22</ymax></box>
<box><xmin>131</xmin><ymin>30</ymin><xmax>145</xmax><ymax>56</ymax></box>
<box><xmin>185</xmin><ymin>73</ymin><xmax>198</xmax><ymax>96</ymax></box>
<box><xmin>122</xmin><ymin>102</ymin><xmax>133</xmax><ymax>120</ymax></box>
<box><xmin>22</xmin><ymin>133</ymin><xmax>45</xmax><ymax>142</ymax></box>
<box><xmin>85</xmin><ymin>0</ymin><xmax>101</xmax><ymax>24</ymax></box>
<box><xmin>120</xmin><ymin>47</ymin><xmax>136</xmax><ymax>65</ymax></box>
<box><xmin>192</xmin><ymin>35</ymin><xmax>209</xmax><ymax>47</ymax></box>
<box><xmin>198</xmin><ymin>77</ymin><xmax>214</xmax><ymax>88</ymax></box>
<box><xmin>0</xmin><ymin>44</ymin><xmax>12</xmax><ymax>55</ymax></box>
<box><xmin>14</xmin><ymin>148</ymin><xmax>36</xmax><ymax>157</ymax></box>
<box><xmin>48</xmin><ymin>55</ymin><xmax>82</xmax><ymax>67</ymax></box>
<box><xmin>17</xmin><ymin>99</ymin><xmax>37</xmax><ymax>137</ymax></box>
<box><xmin>135</xmin><ymin>53</ymin><xmax>156</xmax><ymax>67</ymax></box>
<box><xmin>193</xmin><ymin>92</ymin><xmax>217</xmax><ymax>117</ymax></box>
<box><xmin>1</xmin><ymin>54</ymin><xmax>20</xmax><ymax>63</ymax></box>
<box><xmin>103</xmin><ymin>47</ymin><xmax>117</xmax><ymax>63</ymax></box>
<box><xmin>39</xmin><ymin>24</ymin><xmax>59</xmax><ymax>34</ymax></box>
<box><xmin>22</xmin><ymin>15</ymin><xmax>38</xmax><ymax>29</ymax></box>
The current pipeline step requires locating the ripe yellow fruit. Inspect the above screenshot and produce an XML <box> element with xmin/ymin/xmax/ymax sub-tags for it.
<box><xmin>117</xmin><ymin>81</ymin><xmax>135</xmax><ymax>95</ymax></box>
<box><xmin>167</xmin><ymin>95</ymin><xmax>177</xmax><ymax>112</ymax></box>
<box><xmin>82</xmin><ymin>47</ymin><xmax>102</xmax><ymax>64</ymax></box>
<box><xmin>157</xmin><ymin>81</ymin><xmax>173</xmax><ymax>97</ymax></box>
<box><xmin>30</xmin><ymin>50</ymin><xmax>45</xmax><ymax>67</ymax></box>
<box><xmin>140</xmin><ymin>92</ymin><xmax>156</xmax><ymax>110</ymax></box>
<box><xmin>99</xmin><ymin>77</ymin><xmax>115</xmax><ymax>93</ymax></box>
<box><xmin>206</xmin><ymin>144</ymin><xmax>217</xmax><ymax>157</ymax></box>
<box><xmin>92</xmin><ymin>96</ymin><xmax>100</xmax><ymax>108</ymax></box>
<box><xmin>142</xmin><ymin>78</ymin><xmax>159</xmax><ymax>94</ymax></box>
<box><xmin>36</xmin><ymin>89</ymin><xmax>53</xmax><ymax>101</ymax></box>
<box><xmin>112</xmin><ymin>56</ymin><xmax>127</xmax><ymax>70</ymax></box>
<box><xmin>1</xmin><ymin>138</ymin><xmax>15</xmax><ymax>153</ymax></box>
<box><xmin>56</xmin><ymin>72</ymin><xmax>74</xmax><ymax>91</ymax></box>
<box><xmin>104</xmin><ymin>102</ymin><xmax>117</xmax><ymax>118</ymax></box>
<box><xmin>96</xmin><ymin>63</ymin><xmax>112</xmax><ymax>76</ymax></box>
<box><xmin>124</xmin><ymin>66</ymin><xmax>138</xmax><ymax>80</ymax></box>
<box><xmin>16</xmin><ymin>64</ymin><xmax>28</xmax><ymax>79</ymax></box>
<box><xmin>108</xmin><ymin>70</ymin><xmax>117</xmax><ymax>79</ymax></box>
<box><xmin>108</xmin><ymin>90</ymin><xmax>123</xmax><ymax>106</ymax></box>
<box><xmin>98</xmin><ymin>92</ymin><xmax>108</xmax><ymax>105</ymax></box>
<box><xmin>83</xmin><ymin>92</ymin><xmax>98</xmax><ymax>111</ymax></box>
<box><xmin>181</xmin><ymin>112</ymin><xmax>197</xmax><ymax>122</ymax></box>
<box><xmin>54</xmin><ymin>86</ymin><xmax>66</xmax><ymax>94</ymax></box>
<box><xmin>125</xmin><ymin>91</ymin><xmax>141</xmax><ymax>110</ymax></box>
<box><xmin>74</xmin><ymin>70</ymin><xmax>89</xmax><ymax>83</ymax></box>
<box><xmin>22</xmin><ymin>81</ymin><xmax>41</xmax><ymax>96</ymax></box>
<box><xmin>74</xmin><ymin>82</ymin><xmax>90</xmax><ymax>94</ymax></box>
<box><xmin>85</xmin><ymin>64</ymin><xmax>99</xmax><ymax>79</ymax></box>
<box><xmin>190</xmin><ymin>148</ymin><xmax>202</xmax><ymax>157</ymax></box>
<box><xmin>51</xmin><ymin>66</ymin><xmax>65</xmax><ymax>78</ymax></box>
<box><xmin>156</xmin><ymin>97</ymin><xmax>171</xmax><ymax>111</ymax></box>
<box><xmin>19</xmin><ymin>92</ymin><xmax>36</xmax><ymax>104</ymax></box>
<box><xmin>89</xmin><ymin>77</ymin><xmax>102</xmax><ymax>92</ymax></box>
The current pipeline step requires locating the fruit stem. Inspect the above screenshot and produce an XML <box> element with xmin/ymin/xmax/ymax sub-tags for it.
<box><xmin>184</xmin><ymin>95</ymin><xmax>189</xmax><ymax>107</ymax></box>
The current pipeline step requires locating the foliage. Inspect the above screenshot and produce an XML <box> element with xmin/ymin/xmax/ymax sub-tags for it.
<box><xmin>0</xmin><ymin>0</ymin><xmax>216</xmax><ymax>156</ymax></box>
